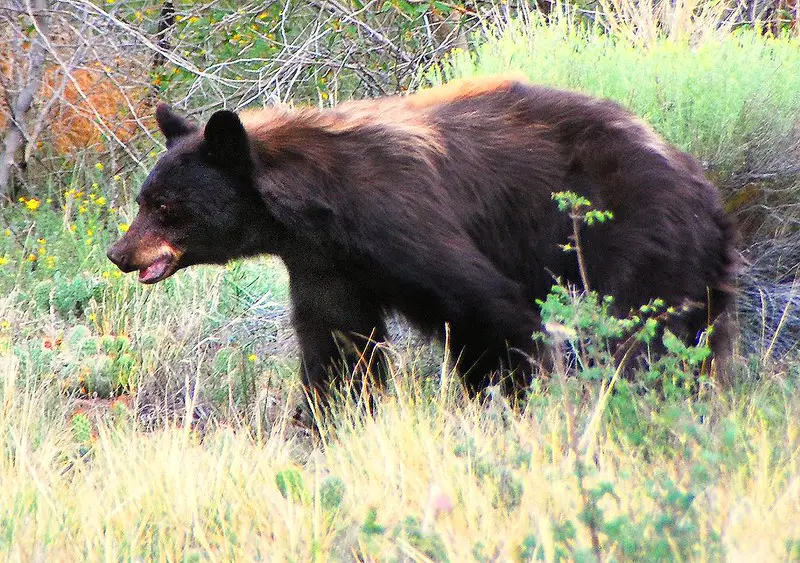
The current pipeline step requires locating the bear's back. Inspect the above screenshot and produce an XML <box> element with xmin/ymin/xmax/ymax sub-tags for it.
<box><xmin>243</xmin><ymin>78</ymin><xmax>733</xmax><ymax>307</ymax></box>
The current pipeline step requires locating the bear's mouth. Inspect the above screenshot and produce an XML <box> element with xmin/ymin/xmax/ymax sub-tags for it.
<box><xmin>138</xmin><ymin>252</ymin><xmax>177</xmax><ymax>284</ymax></box>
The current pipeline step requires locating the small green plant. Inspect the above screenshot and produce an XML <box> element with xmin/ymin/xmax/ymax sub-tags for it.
<box><xmin>69</xmin><ymin>411</ymin><xmax>94</xmax><ymax>457</ymax></box>
<box><xmin>275</xmin><ymin>468</ymin><xmax>306</xmax><ymax>502</ymax></box>
<box><xmin>516</xmin><ymin>534</ymin><xmax>545</xmax><ymax>562</ymax></box>
<box><xmin>552</xmin><ymin>191</ymin><xmax>615</xmax><ymax>292</ymax></box>
<box><xmin>529</xmin><ymin>191</ymin><xmax>726</xmax><ymax>560</ymax></box>
<box><xmin>361</xmin><ymin>507</ymin><xmax>386</xmax><ymax>537</ymax></box>
<box><xmin>319</xmin><ymin>475</ymin><xmax>346</xmax><ymax>513</ymax></box>
<box><xmin>55</xmin><ymin>326</ymin><xmax>137</xmax><ymax>397</ymax></box>
<box><xmin>392</xmin><ymin>515</ymin><xmax>449</xmax><ymax>562</ymax></box>
<box><xmin>493</xmin><ymin>467</ymin><xmax>524</xmax><ymax>512</ymax></box>
<box><xmin>785</xmin><ymin>539</ymin><xmax>800</xmax><ymax>560</ymax></box>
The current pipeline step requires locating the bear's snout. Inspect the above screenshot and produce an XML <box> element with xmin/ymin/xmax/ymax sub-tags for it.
<box><xmin>107</xmin><ymin>243</ymin><xmax>136</xmax><ymax>273</ymax></box>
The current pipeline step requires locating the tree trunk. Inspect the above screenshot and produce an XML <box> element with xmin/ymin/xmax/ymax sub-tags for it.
<box><xmin>148</xmin><ymin>0</ymin><xmax>176</xmax><ymax>99</ymax></box>
<box><xmin>0</xmin><ymin>0</ymin><xmax>51</xmax><ymax>200</ymax></box>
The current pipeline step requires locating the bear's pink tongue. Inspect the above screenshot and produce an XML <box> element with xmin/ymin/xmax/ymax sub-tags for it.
<box><xmin>138</xmin><ymin>255</ymin><xmax>171</xmax><ymax>283</ymax></box>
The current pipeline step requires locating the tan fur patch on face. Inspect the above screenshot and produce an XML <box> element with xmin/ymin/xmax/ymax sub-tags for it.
<box><xmin>131</xmin><ymin>237</ymin><xmax>182</xmax><ymax>268</ymax></box>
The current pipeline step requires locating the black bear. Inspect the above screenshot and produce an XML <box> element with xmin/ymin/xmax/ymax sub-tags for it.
<box><xmin>107</xmin><ymin>76</ymin><xmax>736</xmax><ymax>410</ymax></box>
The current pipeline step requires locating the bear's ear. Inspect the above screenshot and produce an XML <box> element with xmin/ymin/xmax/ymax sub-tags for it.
<box><xmin>155</xmin><ymin>104</ymin><xmax>197</xmax><ymax>147</ymax></box>
<box><xmin>203</xmin><ymin>110</ymin><xmax>251</xmax><ymax>171</ymax></box>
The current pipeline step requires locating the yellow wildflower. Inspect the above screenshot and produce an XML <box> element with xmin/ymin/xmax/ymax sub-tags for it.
<box><xmin>0</xmin><ymin>320</ymin><xmax>9</xmax><ymax>329</ymax></box>
<box><xmin>0</xmin><ymin>257</ymin><xmax>8</xmax><ymax>266</ymax></box>
<box><xmin>87</xmin><ymin>229</ymin><xmax>94</xmax><ymax>236</ymax></box>
<box><xmin>25</xmin><ymin>199</ymin><xmax>41</xmax><ymax>211</ymax></box>
<box><xmin>248</xmin><ymin>354</ymin><xmax>257</xmax><ymax>362</ymax></box>
<box><xmin>37</xmin><ymin>238</ymin><xmax>46</xmax><ymax>244</ymax></box>
<box><xmin>89</xmin><ymin>313</ymin><xmax>97</xmax><ymax>321</ymax></box>
<box><xmin>119</xmin><ymin>223</ymin><xmax>129</xmax><ymax>233</ymax></box>
<box><xmin>46</xmin><ymin>256</ymin><xmax>55</xmax><ymax>268</ymax></box>
<box><xmin>27</xmin><ymin>254</ymin><xmax>37</xmax><ymax>262</ymax></box>
<box><xmin>95</xmin><ymin>196</ymin><xmax>106</xmax><ymax>206</ymax></box>
<box><xmin>4</xmin><ymin>229</ymin><xmax>11</xmax><ymax>236</ymax></box>
<box><xmin>94</xmin><ymin>162</ymin><xmax>104</xmax><ymax>171</ymax></box>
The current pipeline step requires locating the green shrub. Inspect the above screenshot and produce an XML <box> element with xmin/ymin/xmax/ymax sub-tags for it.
<box><xmin>432</xmin><ymin>20</ymin><xmax>800</xmax><ymax>173</ymax></box>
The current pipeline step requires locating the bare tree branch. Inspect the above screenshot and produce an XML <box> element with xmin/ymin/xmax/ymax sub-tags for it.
<box><xmin>308</xmin><ymin>0</ymin><xmax>414</xmax><ymax>64</ymax></box>
<box><xmin>0</xmin><ymin>0</ymin><xmax>51</xmax><ymax>199</ymax></box>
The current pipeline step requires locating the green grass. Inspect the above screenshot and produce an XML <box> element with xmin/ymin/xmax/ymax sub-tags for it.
<box><xmin>0</xmin><ymin>184</ymin><xmax>291</xmax><ymax>406</ymax></box>
<box><xmin>2</xmin><ymin>354</ymin><xmax>800</xmax><ymax>560</ymax></box>
<box><xmin>1</xmin><ymin>19</ymin><xmax>800</xmax><ymax>562</ymax></box>
<box><xmin>430</xmin><ymin>19</ymin><xmax>800</xmax><ymax>174</ymax></box>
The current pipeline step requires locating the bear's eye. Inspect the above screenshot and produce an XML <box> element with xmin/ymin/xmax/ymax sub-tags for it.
<box><xmin>156</xmin><ymin>202</ymin><xmax>182</xmax><ymax>224</ymax></box>
<box><xmin>157</xmin><ymin>203</ymin><xmax>173</xmax><ymax>220</ymax></box>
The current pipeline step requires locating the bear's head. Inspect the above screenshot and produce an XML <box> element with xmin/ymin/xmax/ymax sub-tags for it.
<box><xmin>107</xmin><ymin>104</ymin><xmax>269</xmax><ymax>284</ymax></box>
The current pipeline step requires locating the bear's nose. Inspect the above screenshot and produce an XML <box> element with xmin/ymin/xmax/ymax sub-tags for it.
<box><xmin>107</xmin><ymin>246</ymin><xmax>134</xmax><ymax>272</ymax></box>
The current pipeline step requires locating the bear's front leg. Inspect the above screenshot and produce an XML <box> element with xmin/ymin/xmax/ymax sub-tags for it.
<box><xmin>289</xmin><ymin>271</ymin><xmax>388</xmax><ymax>419</ymax></box>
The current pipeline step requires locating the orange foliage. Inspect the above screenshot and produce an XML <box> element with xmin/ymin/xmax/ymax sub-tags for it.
<box><xmin>0</xmin><ymin>54</ymin><xmax>154</xmax><ymax>156</ymax></box>
<box><xmin>44</xmin><ymin>64</ymin><xmax>154</xmax><ymax>154</ymax></box>
<box><xmin>0</xmin><ymin>48</ymin><xmax>10</xmax><ymax>132</ymax></box>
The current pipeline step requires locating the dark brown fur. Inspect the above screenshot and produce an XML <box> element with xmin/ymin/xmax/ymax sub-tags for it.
<box><xmin>108</xmin><ymin>76</ymin><xmax>737</xmax><ymax>411</ymax></box>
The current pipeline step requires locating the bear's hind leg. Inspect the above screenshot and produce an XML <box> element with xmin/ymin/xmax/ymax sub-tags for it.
<box><xmin>447</xmin><ymin>317</ymin><xmax>536</xmax><ymax>403</ymax></box>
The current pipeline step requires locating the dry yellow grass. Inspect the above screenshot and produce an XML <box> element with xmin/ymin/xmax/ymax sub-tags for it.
<box><xmin>1</xmin><ymin>347</ymin><xmax>799</xmax><ymax>561</ymax></box>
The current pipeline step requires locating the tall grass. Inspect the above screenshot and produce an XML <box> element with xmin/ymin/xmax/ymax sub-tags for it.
<box><xmin>432</xmin><ymin>18</ymin><xmax>800</xmax><ymax>173</ymax></box>
<box><xmin>2</xmin><ymin>352</ymin><xmax>800</xmax><ymax>560</ymax></box>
